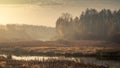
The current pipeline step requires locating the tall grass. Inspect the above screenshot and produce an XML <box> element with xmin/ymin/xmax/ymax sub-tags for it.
<box><xmin>3</xmin><ymin>58</ymin><xmax>109</xmax><ymax>68</ymax></box>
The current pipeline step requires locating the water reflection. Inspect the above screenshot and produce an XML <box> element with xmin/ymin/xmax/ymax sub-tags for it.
<box><xmin>0</xmin><ymin>54</ymin><xmax>120</xmax><ymax>68</ymax></box>
<box><xmin>12</xmin><ymin>55</ymin><xmax>59</xmax><ymax>61</ymax></box>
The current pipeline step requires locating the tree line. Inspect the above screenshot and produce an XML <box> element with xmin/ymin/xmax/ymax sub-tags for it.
<box><xmin>56</xmin><ymin>9</ymin><xmax>120</xmax><ymax>41</ymax></box>
<box><xmin>0</xmin><ymin>24</ymin><xmax>56</xmax><ymax>41</ymax></box>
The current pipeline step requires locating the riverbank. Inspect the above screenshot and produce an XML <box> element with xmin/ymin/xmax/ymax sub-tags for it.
<box><xmin>0</xmin><ymin>40</ymin><xmax>120</xmax><ymax>60</ymax></box>
<box><xmin>0</xmin><ymin>56</ymin><xmax>109</xmax><ymax>68</ymax></box>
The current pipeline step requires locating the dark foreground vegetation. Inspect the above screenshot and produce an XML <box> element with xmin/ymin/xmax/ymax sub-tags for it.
<box><xmin>0</xmin><ymin>56</ymin><xmax>108</xmax><ymax>68</ymax></box>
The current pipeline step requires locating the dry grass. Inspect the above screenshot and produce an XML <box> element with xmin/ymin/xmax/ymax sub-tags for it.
<box><xmin>0</xmin><ymin>40</ymin><xmax>120</xmax><ymax>56</ymax></box>
<box><xmin>0</xmin><ymin>57</ymin><xmax>108</xmax><ymax>68</ymax></box>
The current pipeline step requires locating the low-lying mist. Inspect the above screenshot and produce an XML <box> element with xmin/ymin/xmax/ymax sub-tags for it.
<box><xmin>0</xmin><ymin>24</ymin><xmax>56</xmax><ymax>42</ymax></box>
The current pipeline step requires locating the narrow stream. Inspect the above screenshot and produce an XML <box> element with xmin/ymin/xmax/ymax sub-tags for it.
<box><xmin>0</xmin><ymin>54</ymin><xmax>120</xmax><ymax>68</ymax></box>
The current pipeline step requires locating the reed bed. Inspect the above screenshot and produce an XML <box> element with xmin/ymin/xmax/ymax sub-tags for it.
<box><xmin>1</xmin><ymin>58</ymin><xmax>109</xmax><ymax>68</ymax></box>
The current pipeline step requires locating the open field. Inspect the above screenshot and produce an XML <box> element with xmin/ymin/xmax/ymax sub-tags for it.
<box><xmin>0</xmin><ymin>40</ymin><xmax>120</xmax><ymax>68</ymax></box>
<box><xmin>0</xmin><ymin>40</ymin><xmax>120</xmax><ymax>57</ymax></box>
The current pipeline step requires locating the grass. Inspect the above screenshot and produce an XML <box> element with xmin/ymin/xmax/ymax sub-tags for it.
<box><xmin>0</xmin><ymin>40</ymin><xmax>120</xmax><ymax>57</ymax></box>
<box><xmin>0</xmin><ymin>57</ymin><xmax>108</xmax><ymax>68</ymax></box>
<box><xmin>0</xmin><ymin>40</ymin><xmax>119</xmax><ymax>68</ymax></box>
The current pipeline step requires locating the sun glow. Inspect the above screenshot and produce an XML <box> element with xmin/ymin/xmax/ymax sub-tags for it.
<box><xmin>0</xmin><ymin>4</ymin><xmax>57</xmax><ymax>27</ymax></box>
<box><xmin>0</xmin><ymin>4</ymin><xmax>83</xmax><ymax>27</ymax></box>
<box><xmin>0</xmin><ymin>4</ymin><xmax>24</xmax><ymax>25</ymax></box>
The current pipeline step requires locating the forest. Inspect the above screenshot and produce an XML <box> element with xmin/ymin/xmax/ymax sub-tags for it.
<box><xmin>56</xmin><ymin>9</ymin><xmax>120</xmax><ymax>42</ymax></box>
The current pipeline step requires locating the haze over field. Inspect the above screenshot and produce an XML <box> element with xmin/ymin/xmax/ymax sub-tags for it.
<box><xmin>0</xmin><ymin>1</ymin><xmax>120</xmax><ymax>68</ymax></box>
<box><xmin>0</xmin><ymin>0</ymin><xmax>120</xmax><ymax>27</ymax></box>
<box><xmin>0</xmin><ymin>24</ymin><xmax>56</xmax><ymax>42</ymax></box>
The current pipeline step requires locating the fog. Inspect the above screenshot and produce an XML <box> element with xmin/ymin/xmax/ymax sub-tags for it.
<box><xmin>0</xmin><ymin>0</ymin><xmax>120</xmax><ymax>27</ymax></box>
<box><xmin>0</xmin><ymin>24</ymin><xmax>56</xmax><ymax>42</ymax></box>
<box><xmin>0</xmin><ymin>0</ymin><xmax>120</xmax><ymax>41</ymax></box>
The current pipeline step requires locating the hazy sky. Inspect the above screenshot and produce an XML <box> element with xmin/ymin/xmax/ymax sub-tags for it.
<box><xmin>0</xmin><ymin>0</ymin><xmax>120</xmax><ymax>27</ymax></box>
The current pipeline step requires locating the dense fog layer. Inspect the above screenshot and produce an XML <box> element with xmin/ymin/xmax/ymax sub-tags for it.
<box><xmin>0</xmin><ymin>24</ymin><xmax>56</xmax><ymax>42</ymax></box>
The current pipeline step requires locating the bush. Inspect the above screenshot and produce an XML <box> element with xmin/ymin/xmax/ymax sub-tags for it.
<box><xmin>110</xmin><ymin>33</ymin><xmax>120</xmax><ymax>43</ymax></box>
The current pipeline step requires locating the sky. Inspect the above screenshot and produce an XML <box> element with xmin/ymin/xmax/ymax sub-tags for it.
<box><xmin>0</xmin><ymin>0</ymin><xmax>120</xmax><ymax>27</ymax></box>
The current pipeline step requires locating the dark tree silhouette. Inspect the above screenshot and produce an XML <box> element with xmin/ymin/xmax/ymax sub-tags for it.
<box><xmin>56</xmin><ymin>9</ymin><xmax>120</xmax><ymax>41</ymax></box>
